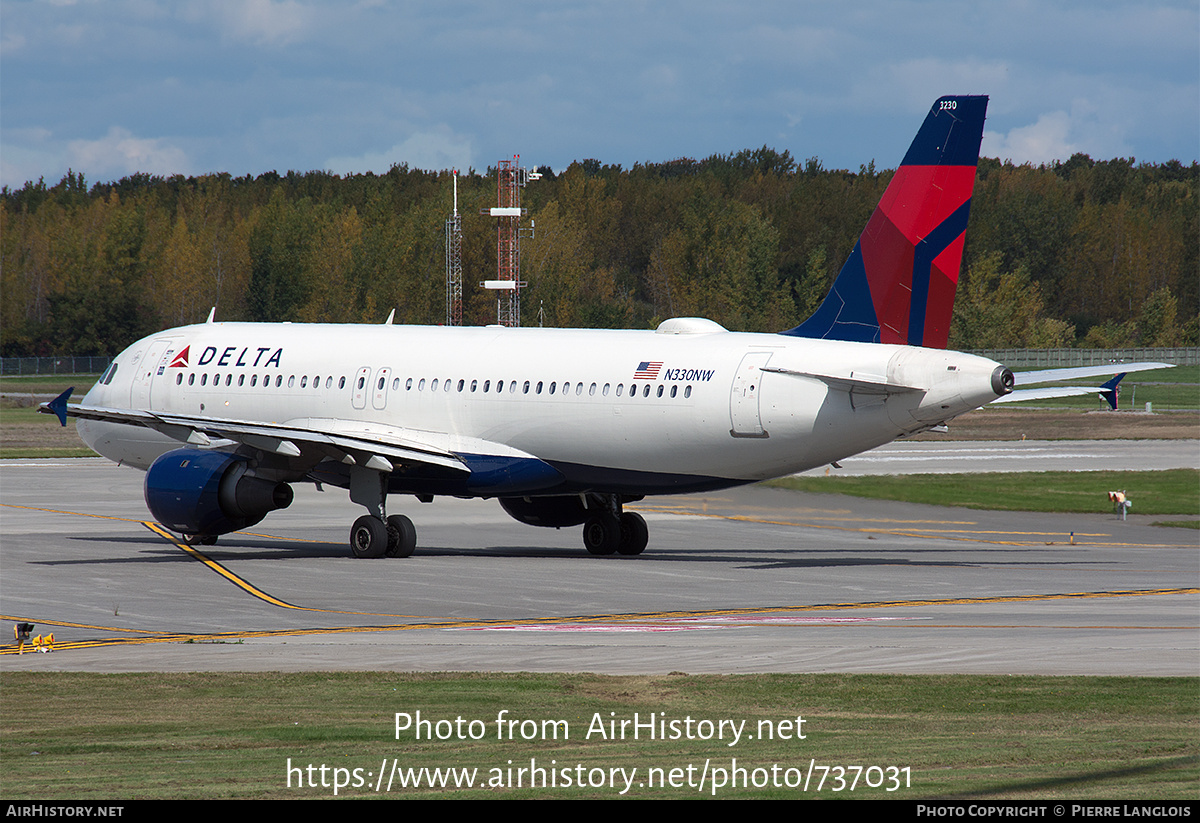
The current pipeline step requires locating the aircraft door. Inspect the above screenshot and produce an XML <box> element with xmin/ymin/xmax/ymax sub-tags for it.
<box><xmin>130</xmin><ymin>338</ymin><xmax>176</xmax><ymax>409</ymax></box>
<box><xmin>372</xmin><ymin>367</ymin><xmax>392</xmax><ymax>410</ymax></box>
<box><xmin>352</xmin><ymin>367</ymin><xmax>372</xmax><ymax>410</ymax></box>
<box><xmin>729</xmin><ymin>351</ymin><xmax>773</xmax><ymax>437</ymax></box>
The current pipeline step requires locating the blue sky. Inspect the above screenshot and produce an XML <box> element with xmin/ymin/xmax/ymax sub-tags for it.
<box><xmin>2</xmin><ymin>0</ymin><xmax>1196</xmax><ymax>188</ymax></box>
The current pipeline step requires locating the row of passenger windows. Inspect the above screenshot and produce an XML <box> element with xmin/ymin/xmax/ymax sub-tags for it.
<box><xmin>174</xmin><ymin>370</ymin><xmax>695</xmax><ymax>399</ymax></box>
<box><xmin>398</xmin><ymin>377</ymin><xmax>693</xmax><ymax>399</ymax></box>
<box><xmin>176</xmin><ymin>372</ymin><xmax>344</xmax><ymax>389</ymax></box>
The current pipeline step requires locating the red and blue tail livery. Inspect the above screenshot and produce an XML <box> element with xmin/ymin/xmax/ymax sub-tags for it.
<box><xmin>784</xmin><ymin>95</ymin><xmax>988</xmax><ymax>349</ymax></box>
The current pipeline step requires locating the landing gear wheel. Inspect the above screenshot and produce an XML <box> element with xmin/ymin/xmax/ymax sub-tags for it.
<box><xmin>385</xmin><ymin>514</ymin><xmax>417</xmax><ymax>558</ymax></box>
<box><xmin>617</xmin><ymin>512</ymin><xmax>648</xmax><ymax>555</ymax></box>
<box><xmin>350</xmin><ymin>515</ymin><xmax>388</xmax><ymax>558</ymax></box>
<box><xmin>583</xmin><ymin>515</ymin><xmax>620</xmax><ymax>555</ymax></box>
<box><xmin>183</xmin><ymin>533</ymin><xmax>218</xmax><ymax>546</ymax></box>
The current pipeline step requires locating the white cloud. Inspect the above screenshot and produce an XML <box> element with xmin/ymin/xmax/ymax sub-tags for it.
<box><xmin>67</xmin><ymin>126</ymin><xmax>191</xmax><ymax>179</ymax></box>
<box><xmin>186</xmin><ymin>0</ymin><xmax>316</xmax><ymax>46</ymax></box>
<box><xmin>325</xmin><ymin>128</ymin><xmax>474</xmax><ymax>175</ymax></box>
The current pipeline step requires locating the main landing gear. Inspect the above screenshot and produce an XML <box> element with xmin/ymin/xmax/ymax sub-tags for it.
<box><xmin>349</xmin><ymin>513</ymin><xmax>416</xmax><ymax>559</ymax></box>
<box><xmin>347</xmin><ymin>466</ymin><xmax>416</xmax><ymax>559</ymax></box>
<box><xmin>582</xmin><ymin>497</ymin><xmax>648</xmax><ymax>556</ymax></box>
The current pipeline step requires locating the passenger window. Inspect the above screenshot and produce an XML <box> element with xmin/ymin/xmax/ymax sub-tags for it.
<box><xmin>536</xmin><ymin>381</ymin><xmax>543</xmax><ymax>395</ymax></box>
<box><xmin>684</xmin><ymin>386</ymin><xmax>692</xmax><ymax>398</ymax></box>
<box><xmin>339</xmin><ymin>376</ymin><xmax>345</xmax><ymax>389</ymax></box>
<box><xmin>471</xmin><ymin>380</ymin><xmax>478</xmax><ymax>392</ymax></box>
<box><xmin>176</xmin><ymin>373</ymin><xmax>182</xmax><ymax>385</ymax></box>
<box><xmin>549</xmin><ymin>382</ymin><xmax>556</xmax><ymax>395</ymax></box>
<box><xmin>656</xmin><ymin>385</ymin><xmax>663</xmax><ymax>397</ymax></box>
<box><xmin>201</xmin><ymin>374</ymin><xmax>208</xmax><ymax>386</ymax></box>
<box><xmin>288</xmin><ymin>375</ymin><xmax>296</xmax><ymax>388</ymax></box>
<box><xmin>276</xmin><ymin>375</ymin><xmax>283</xmax><ymax>387</ymax></box>
<box><xmin>238</xmin><ymin>374</ymin><xmax>245</xmax><ymax>387</ymax></box>
<box><xmin>483</xmin><ymin>380</ymin><xmax>490</xmax><ymax>392</ymax></box>
<box><xmin>357</xmin><ymin>376</ymin><xmax>365</xmax><ymax>390</ymax></box>
<box><xmin>643</xmin><ymin>385</ymin><xmax>650</xmax><ymax>397</ymax></box>
<box><xmin>251</xmin><ymin>375</ymin><xmax>257</xmax><ymax>387</ymax></box>
<box><xmin>602</xmin><ymin>383</ymin><xmax>609</xmax><ymax>396</ymax></box>
<box><xmin>616</xmin><ymin>384</ymin><xmax>623</xmax><ymax>397</ymax></box>
<box><xmin>457</xmin><ymin>379</ymin><xmax>465</xmax><ymax>392</ymax></box>
<box><xmin>419</xmin><ymin>378</ymin><xmax>426</xmax><ymax>391</ymax></box>
<box><xmin>406</xmin><ymin>377</ymin><xmax>413</xmax><ymax>390</ymax></box>
<box><xmin>188</xmin><ymin>374</ymin><xmax>195</xmax><ymax>386</ymax></box>
<box><xmin>302</xmin><ymin>376</ymin><xmax>309</xmax><ymax>388</ymax></box>
<box><xmin>523</xmin><ymin>381</ymin><xmax>530</xmax><ymax>394</ymax></box>
<box><xmin>325</xmin><ymin>376</ymin><xmax>332</xmax><ymax>389</ymax></box>
<box><xmin>670</xmin><ymin>385</ymin><xmax>677</xmax><ymax>397</ymax></box>
<box><xmin>509</xmin><ymin>381</ymin><xmax>517</xmax><ymax>393</ymax></box>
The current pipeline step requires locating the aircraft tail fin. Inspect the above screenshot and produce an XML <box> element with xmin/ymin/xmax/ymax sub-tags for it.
<box><xmin>783</xmin><ymin>95</ymin><xmax>988</xmax><ymax>348</ymax></box>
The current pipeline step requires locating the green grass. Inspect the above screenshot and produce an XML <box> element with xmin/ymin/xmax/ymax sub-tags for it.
<box><xmin>0</xmin><ymin>672</ymin><xmax>1195</xmax><ymax>800</ymax></box>
<box><xmin>767</xmin><ymin>469</ymin><xmax>1200</xmax><ymax>515</ymax></box>
<box><xmin>0</xmin><ymin>373</ymin><xmax>99</xmax><ymax>394</ymax></box>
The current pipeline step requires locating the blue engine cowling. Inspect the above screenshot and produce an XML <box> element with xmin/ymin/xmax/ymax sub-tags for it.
<box><xmin>145</xmin><ymin>449</ymin><xmax>293</xmax><ymax>537</ymax></box>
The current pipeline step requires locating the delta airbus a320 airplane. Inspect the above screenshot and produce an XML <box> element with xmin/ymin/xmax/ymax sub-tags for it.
<box><xmin>42</xmin><ymin>96</ymin><xmax>1168</xmax><ymax>559</ymax></box>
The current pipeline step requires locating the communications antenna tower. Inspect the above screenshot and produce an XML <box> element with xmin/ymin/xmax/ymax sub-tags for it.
<box><xmin>445</xmin><ymin>171</ymin><xmax>463</xmax><ymax>326</ymax></box>
<box><xmin>481</xmin><ymin>155</ymin><xmax>539</xmax><ymax>326</ymax></box>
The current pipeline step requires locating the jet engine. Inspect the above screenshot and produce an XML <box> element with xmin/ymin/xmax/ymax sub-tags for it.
<box><xmin>144</xmin><ymin>449</ymin><xmax>293</xmax><ymax>537</ymax></box>
<box><xmin>499</xmin><ymin>496</ymin><xmax>590</xmax><ymax>528</ymax></box>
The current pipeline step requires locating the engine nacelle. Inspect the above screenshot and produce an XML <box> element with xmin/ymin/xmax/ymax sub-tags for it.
<box><xmin>145</xmin><ymin>449</ymin><xmax>293</xmax><ymax>537</ymax></box>
<box><xmin>499</xmin><ymin>496</ymin><xmax>589</xmax><ymax>528</ymax></box>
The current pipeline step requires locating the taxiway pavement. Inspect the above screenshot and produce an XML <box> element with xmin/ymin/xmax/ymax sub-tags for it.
<box><xmin>2</xmin><ymin>456</ymin><xmax>1195</xmax><ymax>675</ymax></box>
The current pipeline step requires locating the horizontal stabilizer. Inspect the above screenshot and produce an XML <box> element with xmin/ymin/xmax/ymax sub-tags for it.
<box><xmin>761</xmin><ymin>366</ymin><xmax>922</xmax><ymax>396</ymax></box>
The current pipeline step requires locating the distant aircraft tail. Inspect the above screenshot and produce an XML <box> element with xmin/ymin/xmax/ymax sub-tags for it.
<box><xmin>783</xmin><ymin>95</ymin><xmax>988</xmax><ymax>348</ymax></box>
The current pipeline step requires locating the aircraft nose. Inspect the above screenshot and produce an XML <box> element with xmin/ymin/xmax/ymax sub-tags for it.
<box><xmin>991</xmin><ymin>365</ymin><xmax>1014</xmax><ymax>396</ymax></box>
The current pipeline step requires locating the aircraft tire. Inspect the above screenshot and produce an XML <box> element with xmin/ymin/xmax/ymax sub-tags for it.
<box><xmin>385</xmin><ymin>514</ymin><xmax>417</xmax><ymax>558</ymax></box>
<box><xmin>617</xmin><ymin>512</ymin><xmax>648</xmax><ymax>556</ymax></box>
<box><xmin>583</xmin><ymin>515</ymin><xmax>619</xmax><ymax>555</ymax></box>
<box><xmin>350</xmin><ymin>515</ymin><xmax>388</xmax><ymax>559</ymax></box>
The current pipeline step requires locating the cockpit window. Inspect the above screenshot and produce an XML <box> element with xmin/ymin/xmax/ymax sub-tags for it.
<box><xmin>99</xmin><ymin>363</ymin><xmax>118</xmax><ymax>385</ymax></box>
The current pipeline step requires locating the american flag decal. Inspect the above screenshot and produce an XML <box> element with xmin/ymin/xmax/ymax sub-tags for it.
<box><xmin>634</xmin><ymin>361</ymin><xmax>662</xmax><ymax>379</ymax></box>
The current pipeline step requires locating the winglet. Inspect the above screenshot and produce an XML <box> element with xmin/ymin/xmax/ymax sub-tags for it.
<box><xmin>42</xmin><ymin>387</ymin><xmax>74</xmax><ymax>427</ymax></box>
<box><xmin>783</xmin><ymin>95</ymin><xmax>988</xmax><ymax>348</ymax></box>
<box><xmin>1099</xmin><ymin>372</ymin><xmax>1126</xmax><ymax>410</ymax></box>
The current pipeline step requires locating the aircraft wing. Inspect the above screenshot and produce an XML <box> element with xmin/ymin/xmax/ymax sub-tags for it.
<box><xmin>1011</xmin><ymin>362</ymin><xmax>1172</xmax><ymax>385</ymax></box>
<box><xmin>41</xmin><ymin>389</ymin><xmax>470</xmax><ymax>473</ymax></box>
<box><xmin>991</xmin><ymin>362</ymin><xmax>1173</xmax><ymax>407</ymax></box>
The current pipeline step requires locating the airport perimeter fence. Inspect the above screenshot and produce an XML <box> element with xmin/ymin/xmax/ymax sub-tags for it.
<box><xmin>1</xmin><ymin>348</ymin><xmax>1196</xmax><ymax>377</ymax></box>
<box><xmin>969</xmin><ymin>348</ymin><xmax>1199</xmax><ymax>369</ymax></box>
<box><xmin>1</xmin><ymin>355</ymin><xmax>114</xmax><ymax>377</ymax></box>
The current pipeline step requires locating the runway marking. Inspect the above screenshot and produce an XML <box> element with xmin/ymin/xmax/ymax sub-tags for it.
<box><xmin>4</xmin><ymin>589</ymin><xmax>1194</xmax><ymax>653</ymax></box>
<box><xmin>1</xmin><ymin>502</ymin><xmax>149</xmax><ymax>525</ymax></box>
<box><xmin>141</xmin><ymin>522</ymin><xmax>429</xmax><ymax>618</ymax></box>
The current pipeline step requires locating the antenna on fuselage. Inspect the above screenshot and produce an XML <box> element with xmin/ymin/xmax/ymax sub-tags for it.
<box><xmin>384</xmin><ymin>309</ymin><xmax>395</xmax><ymax>325</ymax></box>
<box><xmin>205</xmin><ymin>307</ymin><xmax>216</xmax><ymax>324</ymax></box>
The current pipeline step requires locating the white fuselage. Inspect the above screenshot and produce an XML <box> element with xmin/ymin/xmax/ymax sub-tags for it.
<box><xmin>78</xmin><ymin>321</ymin><xmax>1005</xmax><ymax>495</ymax></box>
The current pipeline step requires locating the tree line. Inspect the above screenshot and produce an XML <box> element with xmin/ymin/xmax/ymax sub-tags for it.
<box><xmin>2</xmin><ymin>149</ymin><xmax>1195</xmax><ymax>356</ymax></box>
